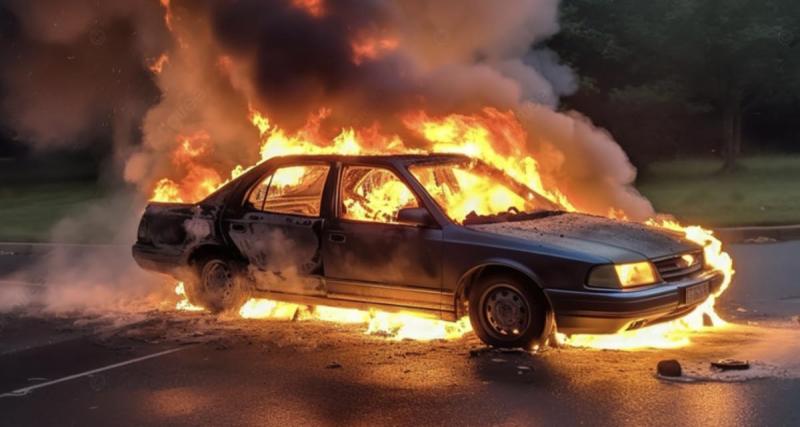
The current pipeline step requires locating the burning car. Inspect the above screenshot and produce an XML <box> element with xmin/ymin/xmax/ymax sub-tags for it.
<box><xmin>133</xmin><ymin>154</ymin><xmax>724</xmax><ymax>348</ymax></box>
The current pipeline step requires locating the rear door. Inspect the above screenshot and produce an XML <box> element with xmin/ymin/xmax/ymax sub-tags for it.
<box><xmin>227</xmin><ymin>163</ymin><xmax>331</xmax><ymax>296</ymax></box>
<box><xmin>321</xmin><ymin>164</ymin><xmax>444</xmax><ymax>311</ymax></box>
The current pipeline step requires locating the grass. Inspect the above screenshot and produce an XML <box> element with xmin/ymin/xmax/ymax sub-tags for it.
<box><xmin>0</xmin><ymin>155</ymin><xmax>797</xmax><ymax>242</ymax></box>
<box><xmin>637</xmin><ymin>155</ymin><xmax>800</xmax><ymax>227</ymax></box>
<box><xmin>0</xmin><ymin>181</ymin><xmax>106</xmax><ymax>242</ymax></box>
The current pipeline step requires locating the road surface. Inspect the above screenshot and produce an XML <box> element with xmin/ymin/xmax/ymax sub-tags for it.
<box><xmin>1</xmin><ymin>242</ymin><xmax>799</xmax><ymax>426</ymax></box>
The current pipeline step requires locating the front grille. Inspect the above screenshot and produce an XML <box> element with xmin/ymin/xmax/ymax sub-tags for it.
<box><xmin>654</xmin><ymin>251</ymin><xmax>704</xmax><ymax>282</ymax></box>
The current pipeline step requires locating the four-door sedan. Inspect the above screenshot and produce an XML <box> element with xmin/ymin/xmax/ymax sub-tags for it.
<box><xmin>133</xmin><ymin>154</ymin><xmax>724</xmax><ymax>349</ymax></box>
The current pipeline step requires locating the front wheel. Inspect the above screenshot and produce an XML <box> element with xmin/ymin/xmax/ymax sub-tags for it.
<box><xmin>468</xmin><ymin>273</ymin><xmax>552</xmax><ymax>349</ymax></box>
<box><xmin>185</xmin><ymin>257</ymin><xmax>250</xmax><ymax>313</ymax></box>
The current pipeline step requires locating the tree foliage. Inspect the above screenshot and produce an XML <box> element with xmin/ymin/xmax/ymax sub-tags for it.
<box><xmin>552</xmin><ymin>0</ymin><xmax>800</xmax><ymax>171</ymax></box>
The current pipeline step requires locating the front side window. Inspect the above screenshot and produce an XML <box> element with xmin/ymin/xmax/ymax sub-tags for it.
<box><xmin>340</xmin><ymin>166</ymin><xmax>418</xmax><ymax>223</ymax></box>
<box><xmin>248</xmin><ymin>164</ymin><xmax>330</xmax><ymax>217</ymax></box>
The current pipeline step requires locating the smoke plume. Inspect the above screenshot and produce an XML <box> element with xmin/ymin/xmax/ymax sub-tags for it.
<box><xmin>2</xmin><ymin>0</ymin><xmax>654</xmax><ymax>218</ymax></box>
<box><xmin>0</xmin><ymin>0</ymin><xmax>657</xmax><ymax>314</ymax></box>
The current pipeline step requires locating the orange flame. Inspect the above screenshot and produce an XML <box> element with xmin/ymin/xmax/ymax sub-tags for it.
<box><xmin>149</xmin><ymin>53</ymin><xmax>170</xmax><ymax>74</ymax></box>
<box><xmin>158</xmin><ymin>0</ymin><xmax>173</xmax><ymax>31</ymax></box>
<box><xmin>351</xmin><ymin>36</ymin><xmax>399</xmax><ymax>64</ymax></box>
<box><xmin>159</xmin><ymin>106</ymin><xmax>734</xmax><ymax>348</ymax></box>
<box><xmin>292</xmin><ymin>0</ymin><xmax>325</xmax><ymax>17</ymax></box>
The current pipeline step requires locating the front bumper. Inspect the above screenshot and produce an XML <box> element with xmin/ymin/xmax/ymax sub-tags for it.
<box><xmin>545</xmin><ymin>269</ymin><xmax>725</xmax><ymax>334</ymax></box>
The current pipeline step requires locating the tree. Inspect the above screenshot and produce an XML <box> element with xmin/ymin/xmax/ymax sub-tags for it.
<box><xmin>553</xmin><ymin>0</ymin><xmax>800</xmax><ymax>171</ymax></box>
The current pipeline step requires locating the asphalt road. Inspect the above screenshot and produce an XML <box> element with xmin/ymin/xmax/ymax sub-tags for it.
<box><xmin>1</xmin><ymin>242</ymin><xmax>799</xmax><ymax>426</ymax></box>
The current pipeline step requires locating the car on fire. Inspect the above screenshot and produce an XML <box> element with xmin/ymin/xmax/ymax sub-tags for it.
<box><xmin>133</xmin><ymin>154</ymin><xmax>724</xmax><ymax>348</ymax></box>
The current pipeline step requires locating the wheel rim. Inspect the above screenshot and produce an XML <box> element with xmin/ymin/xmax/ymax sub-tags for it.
<box><xmin>202</xmin><ymin>260</ymin><xmax>234</xmax><ymax>303</ymax></box>
<box><xmin>480</xmin><ymin>284</ymin><xmax>532</xmax><ymax>340</ymax></box>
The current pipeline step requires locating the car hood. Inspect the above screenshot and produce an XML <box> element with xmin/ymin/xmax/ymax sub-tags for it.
<box><xmin>468</xmin><ymin>213</ymin><xmax>697</xmax><ymax>261</ymax></box>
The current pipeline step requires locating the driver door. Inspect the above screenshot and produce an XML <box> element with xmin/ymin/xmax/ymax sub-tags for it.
<box><xmin>322</xmin><ymin>165</ymin><xmax>443</xmax><ymax>311</ymax></box>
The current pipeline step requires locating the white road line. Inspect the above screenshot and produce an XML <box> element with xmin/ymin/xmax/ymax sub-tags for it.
<box><xmin>0</xmin><ymin>279</ymin><xmax>43</xmax><ymax>287</ymax></box>
<box><xmin>0</xmin><ymin>347</ymin><xmax>188</xmax><ymax>398</ymax></box>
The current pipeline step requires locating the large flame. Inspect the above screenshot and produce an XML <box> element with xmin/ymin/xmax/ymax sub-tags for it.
<box><xmin>159</xmin><ymin>106</ymin><xmax>734</xmax><ymax>349</ymax></box>
<box><xmin>237</xmin><ymin>299</ymin><xmax>473</xmax><ymax>341</ymax></box>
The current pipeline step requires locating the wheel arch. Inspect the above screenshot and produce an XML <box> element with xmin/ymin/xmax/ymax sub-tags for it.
<box><xmin>186</xmin><ymin>244</ymin><xmax>243</xmax><ymax>268</ymax></box>
<box><xmin>453</xmin><ymin>259</ymin><xmax>554</xmax><ymax>318</ymax></box>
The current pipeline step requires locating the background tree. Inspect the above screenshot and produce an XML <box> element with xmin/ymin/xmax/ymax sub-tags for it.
<box><xmin>552</xmin><ymin>0</ymin><xmax>800</xmax><ymax>172</ymax></box>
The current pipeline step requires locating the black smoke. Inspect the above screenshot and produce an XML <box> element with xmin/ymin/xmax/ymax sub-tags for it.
<box><xmin>209</xmin><ymin>0</ymin><xmax>415</xmax><ymax>128</ymax></box>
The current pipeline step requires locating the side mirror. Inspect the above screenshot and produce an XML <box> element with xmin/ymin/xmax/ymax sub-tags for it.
<box><xmin>397</xmin><ymin>207</ymin><xmax>434</xmax><ymax>227</ymax></box>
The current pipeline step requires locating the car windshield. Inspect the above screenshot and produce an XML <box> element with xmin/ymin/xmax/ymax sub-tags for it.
<box><xmin>408</xmin><ymin>159</ymin><xmax>562</xmax><ymax>224</ymax></box>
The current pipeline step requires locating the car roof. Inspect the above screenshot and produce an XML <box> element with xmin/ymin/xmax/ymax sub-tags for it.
<box><xmin>264</xmin><ymin>153</ymin><xmax>472</xmax><ymax>166</ymax></box>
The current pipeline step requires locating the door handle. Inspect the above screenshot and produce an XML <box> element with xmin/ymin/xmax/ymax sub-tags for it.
<box><xmin>329</xmin><ymin>232</ymin><xmax>346</xmax><ymax>243</ymax></box>
<box><xmin>231</xmin><ymin>223</ymin><xmax>246</xmax><ymax>232</ymax></box>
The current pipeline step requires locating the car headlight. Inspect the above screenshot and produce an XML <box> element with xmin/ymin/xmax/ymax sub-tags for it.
<box><xmin>587</xmin><ymin>261</ymin><xmax>659</xmax><ymax>289</ymax></box>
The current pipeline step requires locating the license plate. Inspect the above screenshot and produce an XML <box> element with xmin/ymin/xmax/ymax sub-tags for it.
<box><xmin>684</xmin><ymin>282</ymin><xmax>710</xmax><ymax>305</ymax></box>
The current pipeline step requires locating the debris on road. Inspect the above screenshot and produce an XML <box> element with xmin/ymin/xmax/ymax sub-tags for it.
<box><xmin>711</xmin><ymin>359</ymin><xmax>750</xmax><ymax>371</ymax></box>
<box><xmin>468</xmin><ymin>347</ymin><xmax>492</xmax><ymax>358</ymax></box>
<box><xmin>657</xmin><ymin>359</ymin><xmax>682</xmax><ymax>377</ymax></box>
<box><xmin>325</xmin><ymin>362</ymin><xmax>342</xmax><ymax>369</ymax></box>
<box><xmin>743</xmin><ymin>236</ymin><xmax>777</xmax><ymax>244</ymax></box>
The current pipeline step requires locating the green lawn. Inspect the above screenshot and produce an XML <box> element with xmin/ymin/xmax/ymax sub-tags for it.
<box><xmin>637</xmin><ymin>156</ymin><xmax>800</xmax><ymax>227</ymax></box>
<box><xmin>0</xmin><ymin>181</ymin><xmax>106</xmax><ymax>242</ymax></box>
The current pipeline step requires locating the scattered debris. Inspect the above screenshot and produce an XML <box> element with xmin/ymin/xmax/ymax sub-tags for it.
<box><xmin>498</xmin><ymin>348</ymin><xmax>528</xmax><ymax>354</ymax></box>
<box><xmin>743</xmin><ymin>236</ymin><xmax>777</xmax><ymax>244</ymax></box>
<box><xmin>325</xmin><ymin>362</ymin><xmax>342</xmax><ymax>369</ymax></box>
<box><xmin>736</xmin><ymin>307</ymin><xmax>748</xmax><ymax>313</ymax></box>
<box><xmin>702</xmin><ymin>313</ymin><xmax>714</xmax><ymax>327</ymax></box>
<box><xmin>468</xmin><ymin>347</ymin><xmax>492</xmax><ymax>358</ymax></box>
<box><xmin>656</xmin><ymin>359</ymin><xmax>682</xmax><ymax>377</ymax></box>
<box><xmin>711</xmin><ymin>359</ymin><xmax>750</xmax><ymax>371</ymax></box>
<box><xmin>490</xmin><ymin>358</ymin><xmax>506</xmax><ymax>363</ymax></box>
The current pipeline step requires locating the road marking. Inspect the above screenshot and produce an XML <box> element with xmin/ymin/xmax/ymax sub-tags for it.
<box><xmin>0</xmin><ymin>347</ymin><xmax>187</xmax><ymax>398</ymax></box>
<box><xmin>0</xmin><ymin>279</ymin><xmax>43</xmax><ymax>287</ymax></box>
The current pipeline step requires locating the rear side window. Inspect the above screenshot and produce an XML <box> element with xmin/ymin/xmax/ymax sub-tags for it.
<box><xmin>248</xmin><ymin>164</ymin><xmax>330</xmax><ymax>217</ymax></box>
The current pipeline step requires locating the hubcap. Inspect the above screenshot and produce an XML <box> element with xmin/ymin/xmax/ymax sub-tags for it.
<box><xmin>482</xmin><ymin>284</ymin><xmax>531</xmax><ymax>338</ymax></box>
<box><xmin>203</xmin><ymin>260</ymin><xmax>233</xmax><ymax>302</ymax></box>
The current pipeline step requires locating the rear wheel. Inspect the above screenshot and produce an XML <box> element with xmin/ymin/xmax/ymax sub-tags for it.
<box><xmin>468</xmin><ymin>273</ymin><xmax>551</xmax><ymax>349</ymax></box>
<box><xmin>186</xmin><ymin>256</ymin><xmax>250</xmax><ymax>313</ymax></box>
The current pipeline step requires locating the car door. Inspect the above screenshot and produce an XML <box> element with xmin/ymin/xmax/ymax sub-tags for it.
<box><xmin>227</xmin><ymin>163</ymin><xmax>331</xmax><ymax>296</ymax></box>
<box><xmin>322</xmin><ymin>164</ymin><xmax>444</xmax><ymax>311</ymax></box>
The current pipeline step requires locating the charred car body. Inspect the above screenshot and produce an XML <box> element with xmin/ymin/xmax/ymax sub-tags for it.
<box><xmin>133</xmin><ymin>154</ymin><xmax>724</xmax><ymax>348</ymax></box>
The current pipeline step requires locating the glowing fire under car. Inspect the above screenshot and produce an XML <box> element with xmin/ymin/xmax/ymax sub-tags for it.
<box><xmin>134</xmin><ymin>153</ymin><xmax>730</xmax><ymax>350</ymax></box>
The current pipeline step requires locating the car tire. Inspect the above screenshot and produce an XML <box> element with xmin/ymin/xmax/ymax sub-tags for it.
<box><xmin>468</xmin><ymin>273</ymin><xmax>552</xmax><ymax>350</ymax></box>
<box><xmin>186</xmin><ymin>256</ymin><xmax>250</xmax><ymax>313</ymax></box>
